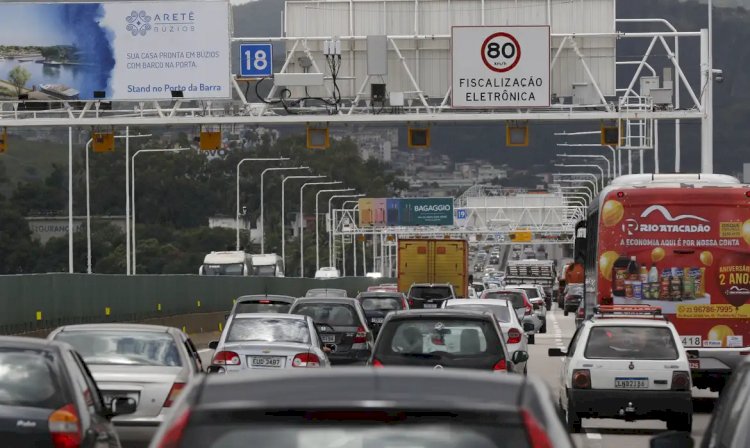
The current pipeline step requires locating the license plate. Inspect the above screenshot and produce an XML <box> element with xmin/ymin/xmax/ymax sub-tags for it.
<box><xmin>102</xmin><ymin>392</ymin><xmax>139</xmax><ymax>407</ymax></box>
<box><xmin>321</xmin><ymin>334</ymin><xmax>336</xmax><ymax>343</ymax></box>
<box><xmin>250</xmin><ymin>356</ymin><xmax>285</xmax><ymax>368</ymax></box>
<box><xmin>423</xmin><ymin>303</ymin><xmax>438</xmax><ymax>309</ymax></box>
<box><xmin>689</xmin><ymin>359</ymin><xmax>700</xmax><ymax>370</ymax></box>
<box><xmin>371</xmin><ymin>317</ymin><xmax>384</xmax><ymax>324</ymax></box>
<box><xmin>615</xmin><ymin>378</ymin><xmax>649</xmax><ymax>389</ymax></box>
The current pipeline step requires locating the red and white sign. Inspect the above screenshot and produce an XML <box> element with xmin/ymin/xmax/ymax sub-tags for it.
<box><xmin>451</xmin><ymin>26</ymin><xmax>550</xmax><ymax>108</ymax></box>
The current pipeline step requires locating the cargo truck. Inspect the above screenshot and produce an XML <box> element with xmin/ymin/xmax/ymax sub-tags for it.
<box><xmin>397</xmin><ymin>239</ymin><xmax>469</xmax><ymax>298</ymax></box>
<box><xmin>505</xmin><ymin>259</ymin><xmax>557</xmax><ymax>308</ymax></box>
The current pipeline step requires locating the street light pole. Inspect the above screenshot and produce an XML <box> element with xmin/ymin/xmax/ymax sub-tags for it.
<box><xmin>299</xmin><ymin>181</ymin><xmax>342</xmax><ymax>277</ymax></box>
<box><xmin>131</xmin><ymin>148</ymin><xmax>191</xmax><ymax>273</ymax></box>
<box><xmin>260</xmin><ymin>166</ymin><xmax>309</xmax><ymax>254</ymax></box>
<box><xmin>282</xmin><ymin>175</ymin><xmax>324</xmax><ymax>274</ymax></box>
<box><xmin>554</xmin><ymin>163</ymin><xmax>606</xmax><ymax>190</ymax></box>
<box><xmin>555</xmin><ymin>142</ymin><xmax>618</xmax><ymax>179</ymax></box>
<box><xmin>315</xmin><ymin>188</ymin><xmax>355</xmax><ymax>272</ymax></box>
<box><xmin>235</xmin><ymin>157</ymin><xmax>289</xmax><ymax>251</ymax></box>
<box><xmin>556</xmin><ymin>153</ymin><xmax>611</xmax><ymax>180</ymax></box>
<box><xmin>327</xmin><ymin>195</ymin><xmax>364</xmax><ymax>269</ymax></box>
<box><xmin>554</xmin><ymin>176</ymin><xmax>600</xmax><ymax>198</ymax></box>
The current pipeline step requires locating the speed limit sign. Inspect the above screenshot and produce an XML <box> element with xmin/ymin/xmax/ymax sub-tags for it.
<box><xmin>452</xmin><ymin>26</ymin><xmax>550</xmax><ymax>108</ymax></box>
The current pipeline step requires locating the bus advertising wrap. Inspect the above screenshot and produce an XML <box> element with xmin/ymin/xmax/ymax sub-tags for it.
<box><xmin>596</xmin><ymin>189</ymin><xmax>750</xmax><ymax>349</ymax></box>
<box><xmin>0</xmin><ymin>1</ymin><xmax>231</xmax><ymax>101</ymax></box>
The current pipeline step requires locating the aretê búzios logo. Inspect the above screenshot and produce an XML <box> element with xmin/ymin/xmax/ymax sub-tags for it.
<box><xmin>126</xmin><ymin>10</ymin><xmax>152</xmax><ymax>36</ymax></box>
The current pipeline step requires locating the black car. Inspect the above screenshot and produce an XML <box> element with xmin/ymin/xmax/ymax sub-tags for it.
<box><xmin>226</xmin><ymin>295</ymin><xmax>297</xmax><ymax>319</ymax></box>
<box><xmin>289</xmin><ymin>297</ymin><xmax>374</xmax><ymax>364</ymax></box>
<box><xmin>0</xmin><ymin>336</ymin><xmax>136</xmax><ymax>448</ymax></box>
<box><xmin>406</xmin><ymin>283</ymin><xmax>455</xmax><ymax>309</ymax></box>
<box><xmin>149</xmin><ymin>367</ymin><xmax>574</xmax><ymax>448</ymax></box>
<box><xmin>355</xmin><ymin>291</ymin><xmax>408</xmax><ymax>336</ymax></box>
<box><xmin>368</xmin><ymin>309</ymin><xmax>527</xmax><ymax>372</ymax></box>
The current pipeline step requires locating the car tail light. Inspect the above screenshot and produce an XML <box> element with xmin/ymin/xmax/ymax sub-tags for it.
<box><xmin>293</xmin><ymin>353</ymin><xmax>321</xmax><ymax>367</ymax></box>
<box><xmin>401</xmin><ymin>297</ymin><xmax>409</xmax><ymax>309</ymax></box>
<box><xmin>372</xmin><ymin>359</ymin><xmax>384</xmax><ymax>368</ymax></box>
<box><xmin>572</xmin><ymin>369</ymin><xmax>591</xmax><ymax>389</ymax></box>
<box><xmin>521</xmin><ymin>409</ymin><xmax>553</xmax><ymax>448</ymax></box>
<box><xmin>49</xmin><ymin>404</ymin><xmax>81</xmax><ymax>448</ymax></box>
<box><xmin>525</xmin><ymin>303</ymin><xmax>532</xmax><ymax>316</ymax></box>
<box><xmin>576</xmin><ymin>307</ymin><xmax>585</xmax><ymax>319</ymax></box>
<box><xmin>163</xmin><ymin>382</ymin><xmax>186</xmax><ymax>408</ymax></box>
<box><xmin>258</xmin><ymin>300</ymin><xmax>271</xmax><ymax>304</ymax></box>
<box><xmin>671</xmin><ymin>370</ymin><xmax>691</xmax><ymax>391</ymax></box>
<box><xmin>493</xmin><ymin>359</ymin><xmax>508</xmax><ymax>372</ymax></box>
<box><xmin>354</xmin><ymin>326</ymin><xmax>367</xmax><ymax>344</ymax></box>
<box><xmin>155</xmin><ymin>408</ymin><xmax>191</xmax><ymax>448</ymax></box>
<box><xmin>507</xmin><ymin>328</ymin><xmax>522</xmax><ymax>344</ymax></box>
<box><xmin>408</xmin><ymin>298</ymin><xmax>415</xmax><ymax>307</ymax></box>
<box><xmin>212</xmin><ymin>351</ymin><xmax>240</xmax><ymax>366</ymax></box>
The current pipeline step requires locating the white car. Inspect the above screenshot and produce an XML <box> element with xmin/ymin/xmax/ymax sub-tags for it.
<box><xmin>506</xmin><ymin>284</ymin><xmax>547</xmax><ymax>333</ymax></box>
<box><xmin>482</xmin><ymin>288</ymin><xmax>542</xmax><ymax>344</ymax></box>
<box><xmin>443</xmin><ymin>298</ymin><xmax>533</xmax><ymax>374</ymax></box>
<box><xmin>315</xmin><ymin>267</ymin><xmax>341</xmax><ymax>279</ymax></box>
<box><xmin>208</xmin><ymin>313</ymin><xmax>331</xmax><ymax>372</ymax></box>
<box><xmin>549</xmin><ymin>306</ymin><xmax>693</xmax><ymax>433</ymax></box>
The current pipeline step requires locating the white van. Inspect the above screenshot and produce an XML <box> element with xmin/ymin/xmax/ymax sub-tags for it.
<box><xmin>199</xmin><ymin>252</ymin><xmax>284</xmax><ymax>277</ymax></box>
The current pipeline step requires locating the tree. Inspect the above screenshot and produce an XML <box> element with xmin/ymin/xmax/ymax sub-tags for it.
<box><xmin>8</xmin><ymin>66</ymin><xmax>31</xmax><ymax>96</ymax></box>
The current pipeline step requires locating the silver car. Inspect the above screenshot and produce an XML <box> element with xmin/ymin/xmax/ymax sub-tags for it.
<box><xmin>305</xmin><ymin>288</ymin><xmax>348</xmax><ymax>298</ymax></box>
<box><xmin>48</xmin><ymin>323</ymin><xmax>202</xmax><ymax>445</ymax></box>
<box><xmin>208</xmin><ymin>313</ymin><xmax>331</xmax><ymax>372</ymax></box>
<box><xmin>442</xmin><ymin>298</ymin><xmax>532</xmax><ymax>374</ymax></box>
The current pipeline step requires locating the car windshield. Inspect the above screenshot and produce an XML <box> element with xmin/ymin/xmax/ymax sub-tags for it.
<box><xmin>250</xmin><ymin>265</ymin><xmax>276</xmax><ymax>276</ymax></box>
<box><xmin>446</xmin><ymin>303</ymin><xmax>511</xmax><ymax>323</ymax></box>
<box><xmin>180</xmin><ymin>421</ymin><xmax>529</xmax><ymax>448</ymax></box>
<box><xmin>306</xmin><ymin>289</ymin><xmax>347</xmax><ymax>298</ymax></box>
<box><xmin>0</xmin><ymin>350</ymin><xmax>64</xmax><ymax>409</ymax></box>
<box><xmin>226</xmin><ymin>318</ymin><xmax>311</xmax><ymax>344</ymax></box>
<box><xmin>359</xmin><ymin>296</ymin><xmax>403</xmax><ymax>311</ymax></box>
<box><xmin>566</xmin><ymin>284</ymin><xmax>584</xmax><ymax>296</ymax></box>
<box><xmin>409</xmin><ymin>286</ymin><xmax>452</xmax><ymax>300</ymax></box>
<box><xmin>483</xmin><ymin>292</ymin><xmax>525</xmax><ymax>309</ymax></box>
<box><xmin>235</xmin><ymin>299</ymin><xmax>293</xmax><ymax>314</ymax></box>
<box><xmin>292</xmin><ymin>303</ymin><xmax>358</xmax><ymax>327</ymax></box>
<box><xmin>584</xmin><ymin>326</ymin><xmax>679</xmax><ymax>360</ymax></box>
<box><xmin>202</xmin><ymin>263</ymin><xmax>244</xmax><ymax>275</ymax></box>
<box><xmin>54</xmin><ymin>330</ymin><xmax>183</xmax><ymax>366</ymax></box>
<box><xmin>381</xmin><ymin>318</ymin><xmax>501</xmax><ymax>356</ymax></box>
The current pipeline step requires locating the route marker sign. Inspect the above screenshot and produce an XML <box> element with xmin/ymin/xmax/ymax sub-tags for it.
<box><xmin>240</xmin><ymin>43</ymin><xmax>273</xmax><ymax>78</ymax></box>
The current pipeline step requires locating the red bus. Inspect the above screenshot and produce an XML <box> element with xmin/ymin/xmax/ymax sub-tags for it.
<box><xmin>580</xmin><ymin>174</ymin><xmax>750</xmax><ymax>392</ymax></box>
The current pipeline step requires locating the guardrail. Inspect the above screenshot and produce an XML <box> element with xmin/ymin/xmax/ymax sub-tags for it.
<box><xmin>0</xmin><ymin>274</ymin><xmax>393</xmax><ymax>335</ymax></box>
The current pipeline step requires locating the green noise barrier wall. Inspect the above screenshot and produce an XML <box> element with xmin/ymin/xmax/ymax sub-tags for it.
<box><xmin>0</xmin><ymin>274</ymin><xmax>394</xmax><ymax>335</ymax></box>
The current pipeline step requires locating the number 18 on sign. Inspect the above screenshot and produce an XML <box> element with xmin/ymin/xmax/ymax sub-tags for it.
<box><xmin>452</xmin><ymin>26</ymin><xmax>550</xmax><ymax>108</ymax></box>
<box><xmin>240</xmin><ymin>43</ymin><xmax>273</xmax><ymax>78</ymax></box>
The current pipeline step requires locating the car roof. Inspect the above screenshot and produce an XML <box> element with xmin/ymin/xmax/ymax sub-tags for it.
<box><xmin>293</xmin><ymin>297</ymin><xmax>358</xmax><ymax>305</ymax></box>
<box><xmin>0</xmin><ymin>335</ymin><xmax>68</xmax><ymax>351</ymax></box>
<box><xmin>358</xmin><ymin>292</ymin><xmax>402</xmax><ymax>297</ymax></box>
<box><xmin>233</xmin><ymin>313</ymin><xmax>309</xmax><ymax>321</ymax></box>
<box><xmin>307</xmin><ymin>288</ymin><xmax>347</xmax><ymax>293</ymax></box>
<box><xmin>445</xmin><ymin>298</ymin><xmax>511</xmax><ymax>307</ymax></box>
<box><xmin>197</xmin><ymin>367</ymin><xmax>527</xmax><ymax>412</ymax></box>
<box><xmin>587</xmin><ymin>318</ymin><xmax>674</xmax><ymax>327</ymax></box>
<box><xmin>53</xmin><ymin>323</ymin><xmax>174</xmax><ymax>333</ymax></box>
<box><xmin>409</xmin><ymin>283</ymin><xmax>452</xmax><ymax>287</ymax></box>
<box><xmin>236</xmin><ymin>295</ymin><xmax>296</xmax><ymax>303</ymax></box>
<box><xmin>387</xmin><ymin>309</ymin><xmax>495</xmax><ymax>320</ymax></box>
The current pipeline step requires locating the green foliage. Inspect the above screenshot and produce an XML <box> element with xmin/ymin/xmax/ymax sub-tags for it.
<box><xmin>8</xmin><ymin>65</ymin><xmax>31</xmax><ymax>96</ymax></box>
<box><xmin>0</xmin><ymin>199</ymin><xmax>40</xmax><ymax>274</ymax></box>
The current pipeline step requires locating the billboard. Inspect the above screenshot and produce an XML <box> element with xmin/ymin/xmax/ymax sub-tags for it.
<box><xmin>0</xmin><ymin>1</ymin><xmax>231</xmax><ymax>101</ymax></box>
<box><xmin>359</xmin><ymin>198</ymin><xmax>454</xmax><ymax>227</ymax></box>
<box><xmin>452</xmin><ymin>26</ymin><xmax>550</xmax><ymax>108</ymax></box>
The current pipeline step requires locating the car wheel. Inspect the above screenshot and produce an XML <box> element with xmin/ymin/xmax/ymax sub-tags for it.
<box><xmin>564</xmin><ymin>309</ymin><xmax>569</xmax><ymax>316</ymax></box>
<box><xmin>565</xmin><ymin>398</ymin><xmax>582</xmax><ymax>433</ymax></box>
<box><xmin>666</xmin><ymin>413</ymin><xmax>692</xmax><ymax>432</ymax></box>
<box><xmin>528</xmin><ymin>334</ymin><xmax>535</xmax><ymax>344</ymax></box>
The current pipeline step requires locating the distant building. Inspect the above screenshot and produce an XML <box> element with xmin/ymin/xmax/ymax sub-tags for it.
<box><xmin>209</xmin><ymin>215</ymin><xmax>262</xmax><ymax>243</ymax></box>
<box><xmin>25</xmin><ymin>216</ymin><xmax>126</xmax><ymax>244</ymax></box>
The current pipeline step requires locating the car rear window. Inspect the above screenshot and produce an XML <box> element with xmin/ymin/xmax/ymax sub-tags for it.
<box><xmin>483</xmin><ymin>292</ymin><xmax>524</xmax><ymax>309</ymax></box>
<box><xmin>584</xmin><ymin>326</ymin><xmax>679</xmax><ymax>360</ymax></box>
<box><xmin>180</xmin><ymin>416</ymin><xmax>529</xmax><ymax>448</ymax></box>
<box><xmin>409</xmin><ymin>286</ymin><xmax>453</xmax><ymax>299</ymax></box>
<box><xmin>518</xmin><ymin>288</ymin><xmax>539</xmax><ymax>299</ymax></box>
<box><xmin>234</xmin><ymin>300</ymin><xmax>292</xmax><ymax>314</ymax></box>
<box><xmin>305</xmin><ymin>289</ymin><xmax>347</xmax><ymax>298</ymax></box>
<box><xmin>379</xmin><ymin>318</ymin><xmax>502</xmax><ymax>356</ymax></box>
<box><xmin>359</xmin><ymin>296</ymin><xmax>404</xmax><ymax>311</ymax></box>
<box><xmin>226</xmin><ymin>318</ymin><xmax>311</xmax><ymax>344</ymax></box>
<box><xmin>445</xmin><ymin>303</ymin><xmax>511</xmax><ymax>323</ymax></box>
<box><xmin>54</xmin><ymin>330</ymin><xmax>183</xmax><ymax>367</ymax></box>
<box><xmin>292</xmin><ymin>303</ymin><xmax>359</xmax><ymax>327</ymax></box>
<box><xmin>0</xmin><ymin>350</ymin><xmax>65</xmax><ymax>409</ymax></box>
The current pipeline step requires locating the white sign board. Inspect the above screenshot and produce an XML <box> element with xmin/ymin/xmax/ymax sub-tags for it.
<box><xmin>0</xmin><ymin>1</ymin><xmax>231</xmax><ymax>101</ymax></box>
<box><xmin>451</xmin><ymin>26</ymin><xmax>550</xmax><ymax>108</ymax></box>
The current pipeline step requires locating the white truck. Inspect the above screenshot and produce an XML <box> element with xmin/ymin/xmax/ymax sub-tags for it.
<box><xmin>199</xmin><ymin>251</ymin><xmax>284</xmax><ymax>277</ymax></box>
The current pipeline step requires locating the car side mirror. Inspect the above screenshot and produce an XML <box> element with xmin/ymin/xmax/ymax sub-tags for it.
<box><xmin>511</xmin><ymin>350</ymin><xmax>529</xmax><ymax>364</ymax></box>
<box><xmin>548</xmin><ymin>348</ymin><xmax>566</xmax><ymax>357</ymax></box>
<box><xmin>649</xmin><ymin>431</ymin><xmax>693</xmax><ymax>448</ymax></box>
<box><xmin>108</xmin><ymin>397</ymin><xmax>137</xmax><ymax>417</ymax></box>
<box><xmin>208</xmin><ymin>341</ymin><xmax>219</xmax><ymax>350</ymax></box>
<box><xmin>523</xmin><ymin>322</ymin><xmax>535</xmax><ymax>332</ymax></box>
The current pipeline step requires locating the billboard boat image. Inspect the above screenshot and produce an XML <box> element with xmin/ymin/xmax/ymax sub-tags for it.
<box><xmin>38</xmin><ymin>84</ymin><xmax>80</xmax><ymax>100</ymax></box>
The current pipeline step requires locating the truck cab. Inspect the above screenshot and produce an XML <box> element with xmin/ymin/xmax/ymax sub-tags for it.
<box><xmin>199</xmin><ymin>251</ymin><xmax>251</xmax><ymax>276</ymax></box>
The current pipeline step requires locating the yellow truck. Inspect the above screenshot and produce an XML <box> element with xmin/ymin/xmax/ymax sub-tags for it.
<box><xmin>397</xmin><ymin>239</ymin><xmax>469</xmax><ymax>298</ymax></box>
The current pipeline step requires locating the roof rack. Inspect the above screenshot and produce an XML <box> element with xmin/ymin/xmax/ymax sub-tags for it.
<box><xmin>593</xmin><ymin>305</ymin><xmax>665</xmax><ymax>319</ymax></box>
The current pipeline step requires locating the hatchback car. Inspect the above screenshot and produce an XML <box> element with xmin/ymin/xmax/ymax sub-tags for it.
<box><xmin>48</xmin><ymin>324</ymin><xmax>203</xmax><ymax>445</ymax></box>
<box><xmin>406</xmin><ymin>283</ymin><xmax>456</xmax><ymax>309</ymax></box>
<box><xmin>289</xmin><ymin>297</ymin><xmax>374</xmax><ymax>364</ymax></box>
<box><xmin>208</xmin><ymin>313</ymin><xmax>330</xmax><ymax>372</ymax></box>
<box><xmin>368</xmin><ymin>309</ymin><xmax>528</xmax><ymax>372</ymax></box>
<box><xmin>563</xmin><ymin>283</ymin><xmax>583</xmax><ymax>316</ymax></box>
<box><xmin>506</xmin><ymin>285</ymin><xmax>547</xmax><ymax>333</ymax></box>
<box><xmin>355</xmin><ymin>291</ymin><xmax>409</xmax><ymax>336</ymax></box>
<box><xmin>481</xmin><ymin>289</ymin><xmax>540</xmax><ymax>344</ymax></box>
<box><xmin>443</xmin><ymin>298</ymin><xmax>533</xmax><ymax>374</ymax></box>
<box><xmin>549</xmin><ymin>306</ymin><xmax>692</xmax><ymax>433</ymax></box>
<box><xmin>228</xmin><ymin>294</ymin><xmax>296</xmax><ymax>318</ymax></box>
<box><xmin>0</xmin><ymin>336</ymin><xmax>135</xmax><ymax>448</ymax></box>
<box><xmin>148</xmin><ymin>368</ymin><xmax>574</xmax><ymax>448</ymax></box>
<box><xmin>304</xmin><ymin>288</ymin><xmax>348</xmax><ymax>298</ymax></box>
